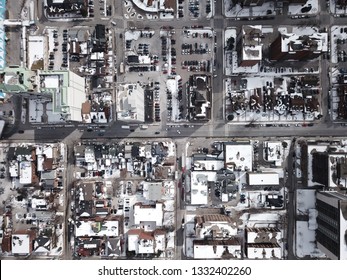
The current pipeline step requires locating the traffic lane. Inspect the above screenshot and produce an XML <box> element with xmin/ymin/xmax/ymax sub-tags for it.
<box><xmin>8</xmin><ymin>126</ymin><xmax>74</xmax><ymax>141</ymax></box>
<box><xmin>7</xmin><ymin>122</ymin><xmax>347</xmax><ymax>141</ymax></box>
<box><xmin>285</xmin><ymin>141</ymin><xmax>297</xmax><ymax>259</ymax></box>
<box><xmin>121</xmin><ymin>124</ymin><xmax>300</xmax><ymax>139</ymax></box>
<box><xmin>214</xmin><ymin>0</ymin><xmax>223</xmax><ymax>16</ymax></box>
<box><xmin>166</xmin><ymin>124</ymin><xmax>205</xmax><ymax>137</ymax></box>
<box><xmin>32</xmin><ymin>126</ymin><xmax>77</xmax><ymax>141</ymax></box>
<box><xmin>77</xmin><ymin>123</ymin><xmax>347</xmax><ymax>139</ymax></box>
<box><xmin>213</xmin><ymin>18</ymin><xmax>224</xmax><ymax>29</ymax></box>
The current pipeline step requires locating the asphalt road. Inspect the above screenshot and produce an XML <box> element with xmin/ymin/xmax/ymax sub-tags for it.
<box><xmin>286</xmin><ymin>138</ymin><xmax>297</xmax><ymax>259</ymax></box>
<box><xmin>5</xmin><ymin>0</ymin><xmax>347</xmax><ymax>260</ymax></box>
<box><xmin>6</xmin><ymin>119</ymin><xmax>347</xmax><ymax>141</ymax></box>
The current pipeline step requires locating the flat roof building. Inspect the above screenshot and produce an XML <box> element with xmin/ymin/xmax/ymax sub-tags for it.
<box><xmin>224</xmin><ymin>143</ymin><xmax>253</xmax><ymax>172</ymax></box>
<box><xmin>264</xmin><ymin>141</ymin><xmax>283</xmax><ymax>167</ymax></box>
<box><xmin>134</xmin><ymin>202</ymin><xmax>164</xmax><ymax>227</ymax></box>
<box><xmin>116</xmin><ymin>83</ymin><xmax>145</xmax><ymax>122</ymax></box>
<box><xmin>236</xmin><ymin>0</ymin><xmax>265</xmax><ymax>6</ymax></box>
<box><xmin>28</xmin><ymin>36</ymin><xmax>46</xmax><ymax>70</ymax></box>
<box><xmin>75</xmin><ymin>220</ymin><xmax>120</xmax><ymax>237</ymax></box>
<box><xmin>0</xmin><ymin>66</ymin><xmax>37</xmax><ymax>94</ymax></box>
<box><xmin>245</xmin><ymin>227</ymin><xmax>282</xmax><ymax>259</ymax></box>
<box><xmin>193</xmin><ymin>239</ymin><xmax>241</xmax><ymax>259</ymax></box>
<box><xmin>127</xmin><ymin>229</ymin><xmax>166</xmax><ymax>255</ymax></box>
<box><xmin>270</xmin><ymin>31</ymin><xmax>328</xmax><ymax>61</ymax></box>
<box><xmin>237</xmin><ymin>25</ymin><xmax>263</xmax><ymax>67</ymax></box>
<box><xmin>39</xmin><ymin>70</ymin><xmax>85</xmax><ymax>122</ymax></box>
<box><xmin>12</xmin><ymin>234</ymin><xmax>32</xmax><ymax>255</ymax></box>
<box><xmin>316</xmin><ymin>191</ymin><xmax>347</xmax><ymax>260</ymax></box>
<box><xmin>143</xmin><ymin>182</ymin><xmax>163</xmax><ymax>201</ymax></box>
<box><xmin>190</xmin><ymin>171</ymin><xmax>215</xmax><ymax>205</ymax></box>
<box><xmin>19</xmin><ymin>161</ymin><xmax>32</xmax><ymax>185</ymax></box>
<box><xmin>247</xmin><ymin>172</ymin><xmax>279</xmax><ymax>186</ymax></box>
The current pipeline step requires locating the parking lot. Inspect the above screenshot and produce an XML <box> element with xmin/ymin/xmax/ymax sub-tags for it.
<box><xmin>5</xmin><ymin>26</ymin><xmax>22</xmax><ymax>66</ymax></box>
<box><xmin>46</xmin><ymin>27</ymin><xmax>70</xmax><ymax>71</ymax></box>
<box><xmin>123</xmin><ymin>28</ymin><xmax>173</xmax><ymax>124</ymax></box>
<box><xmin>178</xmin><ymin>0</ymin><xmax>213</xmax><ymax>20</ymax></box>
<box><xmin>121</xmin><ymin>26</ymin><xmax>215</xmax><ymax>125</ymax></box>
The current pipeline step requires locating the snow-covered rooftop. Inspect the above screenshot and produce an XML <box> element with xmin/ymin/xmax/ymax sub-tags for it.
<box><xmin>225</xmin><ymin>143</ymin><xmax>253</xmax><ymax>172</ymax></box>
<box><xmin>190</xmin><ymin>171</ymin><xmax>214</xmax><ymax>205</ymax></box>
<box><xmin>241</xmin><ymin>25</ymin><xmax>263</xmax><ymax>61</ymax></box>
<box><xmin>247</xmin><ymin>172</ymin><xmax>279</xmax><ymax>186</ymax></box>
<box><xmin>247</xmin><ymin>244</ymin><xmax>282</xmax><ymax>259</ymax></box>
<box><xmin>264</xmin><ymin>141</ymin><xmax>283</xmax><ymax>166</ymax></box>
<box><xmin>75</xmin><ymin>220</ymin><xmax>120</xmax><ymax>237</ymax></box>
<box><xmin>12</xmin><ymin>234</ymin><xmax>31</xmax><ymax>255</ymax></box>
<box><xmin>19</xmin><ymin>161</ymin><xmax>32</xmax><ymax>184</ymax></box>
<box><xmin>280</xmin><ymin>31</ymin><xmax>328</xmax><ymax>53</ymax></box>
<box><xmin>134</xmin><ymin>203</ymin><xmax>164</xmax><ymax>227</ymax></box>
<box><xmin>193</xmin><ymin>240</ymin><xmax>241</xmax><ymax>259</ymax></box>
<box><xmin>28</xmin><ymin>36</ymin><xmax>45</xmax><ymax>70</ymax></box>
<box><xmin>246</xmin><ymin>227</ymin><xmax>282</xmax><ymax>243</ymax></box>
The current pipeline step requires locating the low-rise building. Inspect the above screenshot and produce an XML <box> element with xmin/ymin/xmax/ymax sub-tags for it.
<box><xmin>270</xmin><ymin>31</ymin><xmax>328</xmax><ymax>61</ymax></box>
<box><xmin>236</xmin><ymin>25</ymin><xmax>263</xmax><ymax>67</ymax></box>
<box><xmin>189</xmin><ymin>214</ymin><xmax>241</xmax><ymax>259</ymax></box>
<box><xmin>38</xmin><ymin>70</ymin><xmax>85</xmax><ymax>122</ymax></box>
<box><xmin>11</xmin><ymin>230</ymin><xmax>35</xmax><ymax>256</ymax></box>
<box><xmin>193</xmin><ymin>239</ymin><xmax>241</xmax><ymax>259</ymax></box>
<box><xmin>245</xmin><ymin>227</ymin><xmax>283</xmax><ymax>259</ymax></box>
<box><xmin>247</xmin><ymin>172</ymin><xmax>280</xmax><ymax>186</ymax></box>
<box><xmin>133</xmin><ymin>202</ymin><xmax>164</xmax><ymax>227</ymax></box>
<box><xmin>190</xmin><ymin>171</ymin><xmax>215</xmax><ymax>205</ymax></box>
<box><xmin>187</xmin><ymin>75</ymin><xmax>211</xmax><ymax>121</ymax></box>
<box><xmin>75</xmin><ymin>219</ymin><xmax>121</xmax><ymax>238</ymax></box>
<box><xmin>127</xmin><ymin>229</ymin><xmax>166</xmax><ymax>255</ymax></box>
<box><xmin>224</xmin><ymin>142</ymin><xmax>253</xmax><ymax>172</ymax></box>
<box><xmin>116</xmin><ymin>83</ymin><xmax>145</xmax><ymax>122</ymax></box>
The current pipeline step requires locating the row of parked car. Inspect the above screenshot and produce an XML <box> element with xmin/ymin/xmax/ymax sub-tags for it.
<box><xmin>181</xmin><ymin>43</ymin><xmax>211</xmax><ymax>55</ymax></box>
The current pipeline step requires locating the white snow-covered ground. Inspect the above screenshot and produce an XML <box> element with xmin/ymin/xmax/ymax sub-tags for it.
<box><xmin>164</xmin><ymin>199</ymin><xmax>174</xmax><ymax>212</ymax></box>
<box><xmin>50</xmin><ymin>227</ymin><xmax>64</xmax><ymax>256</ymax></box>
<box><xmin>245</xmin><ymin>212</ymin><xmax>283</xmax><ymax>227</ymax></box>
<box><xmin>124</xmin><ymin>30</ymin><xmax>141</xmax><ymax>41</ymax></box>
<box><xmin>206</xmin><ymin>0</ymin><xmax>214</xmax><ymax>19</ymax></box>
<box><xmin>163</xmin><ymin>212</ymin><xmax>174</xmax><ymax>227</ymax></box>
<box><xmin>295</xmin><ymin>189</ymin><xmax>326</xmax><ymax>258</ymax></box>
<box><xmin>296</xmin><ymin>221</ymin><xmax>325</xmax><ymax>258</ymax></box>
<box><xmin>163</xmin><ymin>181</ymin><xmax>175</xmax><ymax>199</ymax></box>
<box><xmin>296</xmin><ymin>189</ymin><xmax>316</xmax><ymax>215</ymax></box>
